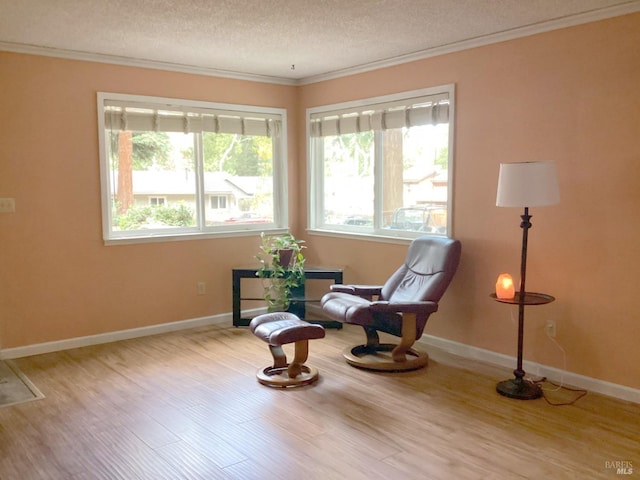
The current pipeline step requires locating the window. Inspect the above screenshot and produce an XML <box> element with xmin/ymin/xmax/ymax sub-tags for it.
<box><xmin>308</xmin><ymin>85</ymin><xmax>454</xmax><ymax>239</ymax></box>
<box><xmin>97</xmin><ymin>93</ymin><xmax>287</xmax><ymax>243</ymax></box>
<box><xmin>210</xmin><ymin>196</ymin><xmax>227</xmax><ymax>209</ymax></box>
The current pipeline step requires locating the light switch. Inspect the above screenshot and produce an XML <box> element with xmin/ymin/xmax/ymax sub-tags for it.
<box><xmin>0</xmin><ymin>198</ymin><xmax>16</xmax><ymax>213</ymax></box>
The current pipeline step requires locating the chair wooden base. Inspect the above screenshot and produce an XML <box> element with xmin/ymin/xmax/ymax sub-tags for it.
<box><xmin>343</xmin><ymin>343</ymin><xmax>429</xmax><ymax>372</ymax></box>
<box><xmin>256</xmin><ymin>364</ymin><xmax>320</xmax><ymax>388</ymax></box>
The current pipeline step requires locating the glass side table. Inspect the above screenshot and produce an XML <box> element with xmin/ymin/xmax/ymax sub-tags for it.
<box><xmin>232</xmin><ymin>265</ymin><xmax>344</xmax><ymax>328</ymax></box>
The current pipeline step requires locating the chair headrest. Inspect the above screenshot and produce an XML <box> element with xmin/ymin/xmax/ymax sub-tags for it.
<box><xmin>405</xmin><ymin>236</ymin><xmax>461</xmax><ymax>275</ymax></box>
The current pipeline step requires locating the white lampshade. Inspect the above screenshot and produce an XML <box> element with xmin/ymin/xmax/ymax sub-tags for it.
<box><xmin>496</xmin><ymin>161</ymin><xmax>560</xmax><ymax>207</ymax></box>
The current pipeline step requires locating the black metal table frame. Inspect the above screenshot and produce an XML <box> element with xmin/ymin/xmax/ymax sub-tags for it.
<box><xmin>232</xmin><ymin>265</ymin><xmax>343</xmax><ymax>328</ymax></box>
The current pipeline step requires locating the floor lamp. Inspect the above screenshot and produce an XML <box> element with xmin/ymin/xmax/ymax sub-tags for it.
<box><xmin>495</xmin><ymin>161</ymin><xmax>560</xmax><ymax>400</ymax></box>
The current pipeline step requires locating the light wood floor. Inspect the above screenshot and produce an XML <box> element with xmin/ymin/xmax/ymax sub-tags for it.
<box><xmin>1</xmin><ymin>324</ymin><xmax>638</xmax><ymax>480</ymax></box>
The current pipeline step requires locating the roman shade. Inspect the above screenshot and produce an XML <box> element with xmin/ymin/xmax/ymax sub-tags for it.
<box><xmin>310</xmin><ymin>92</ymin><xmax>449</xmax><ymax>137</ymax></box>
<box><xmin>104</xmin><ymin>100</ymin><xmax>281</xmax><ymax>136</ymax></box>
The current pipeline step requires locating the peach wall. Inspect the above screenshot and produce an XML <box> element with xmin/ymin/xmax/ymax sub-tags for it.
<box><xmin>0</xmin><ymin>53</ymin><xmax>298</xmax><ymax>347</ymax></box>
<box><xmin>299</xmin><ymin>13</ymin><xmax>640</xmax><ymax>389</ymax></box>
<box><xmin>1</xmin><ymin>12</ymin><xmax>639</xmax><ymax>391</ymax></box>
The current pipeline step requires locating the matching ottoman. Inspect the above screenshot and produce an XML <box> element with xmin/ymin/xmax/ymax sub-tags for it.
<box><xmin>250</xmin><ymin>312</ymin><xmax>325</xmax><ymax>388</ymax></box>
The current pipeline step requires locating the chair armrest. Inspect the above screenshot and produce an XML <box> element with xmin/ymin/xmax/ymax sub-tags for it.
<box><xmin>330</xmin><ymin>284</ymin><xmax>383</xmax><ymax>297</ymax></box>
<box><xmin>370</xmin><ymin>300</ymin><xmax>438</xmax><ymax>315</ymax></box>
<box><xmin>329</xmin><ymin>285</ymin><xmax>356</xmax><ymax>294</ymax></box>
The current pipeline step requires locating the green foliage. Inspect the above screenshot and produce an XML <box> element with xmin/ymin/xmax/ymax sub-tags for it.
<box><xmin>115</xmin><ymin>204</ymin><xmax>195</xmax><ymax>230</ymax></box>
<box><xmin>131</xmin><ymin>132</ymin><xmax>173</xmax><ymax>170</ymax></box>
<box><xmin>255</xmin><ymin>232</ymin><xmax>306</xmax><ymax>312</ymax></box>
<box><xmin>116</xmin><ymin>205</ymin><xmax>153</xmax><ymax>230</ymax></box>
<box><xmin>434</xmin><ymin>147</ymin><xmax>449</xmax><ymax>168</ymax></box>
<box><xmin>203</xmin><ymin>132</ymin><xmax>272</xmax><ymax>176</ymax></box>
<box><xmin>324</xmin><ymin>131</ymin><xmax>374</xmax><ymax>177</ymax></box>
<box><xmin>109</xmin><ymin>131</ymin><xmax>174</xmax><ymax>170</ymax></box>
<box><xmin>153</xmin><ymin>204</ymin><xmax>194</xmax><ymax>226</ymax></box>
<box><xmin>109</xmin><ymin>130</ymin><xmax>274</xmax><ymax>176</ymax></box>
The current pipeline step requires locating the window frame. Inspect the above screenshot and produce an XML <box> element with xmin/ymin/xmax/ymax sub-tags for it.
<box><xmin>306</xmin><ymin>84</ymin><xmax>455</xmax><ymax>242</ymax></box>
<box><xmin>97</xmin><ymin>92</ymin><xmax>289</xmax><ymax>245</ymax></box>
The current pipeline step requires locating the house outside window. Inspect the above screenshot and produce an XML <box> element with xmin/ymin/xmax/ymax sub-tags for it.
<box><xmin>307</xmin><ymin>85</ymin><xmax>454</xmax><ymax>239</ymax></box>
<box><xmin>97</xmin><ymin>93</ymin><xmax>287</xmax><ymax>243</ymax></box>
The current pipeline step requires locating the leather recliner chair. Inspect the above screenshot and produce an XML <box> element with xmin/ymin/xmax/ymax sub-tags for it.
<box><xmin>321</xmin><ymin>236</ymin><xmax>461</xmax><ymax>371</ymax></box>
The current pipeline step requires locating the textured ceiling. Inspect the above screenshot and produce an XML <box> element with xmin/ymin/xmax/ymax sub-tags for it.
<box><xmin>1</xmin><ymin>0</ymin><xmax>639</xmax><ymax>83</ymax></box>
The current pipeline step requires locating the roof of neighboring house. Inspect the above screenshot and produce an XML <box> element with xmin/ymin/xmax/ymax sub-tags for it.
<box><xmin>129</xmin><ymin>171</ymin><xmax>265</xmax><ymax>197</ymax></box>
<box><xmin>403</xmin><ymin>167</ymin><xmax>448</xmax><ymax>185</ymax></box>
<box><xmin>226</xmin><ymin>177</ymin><xmax>263</xmax><ymax>196</ymax></box>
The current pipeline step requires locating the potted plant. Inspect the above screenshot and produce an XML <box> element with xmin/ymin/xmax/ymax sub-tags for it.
<box><xmin>255</xmin><ymin>232</ymin><xmax>306</xmax><ymax>312</ymax></box>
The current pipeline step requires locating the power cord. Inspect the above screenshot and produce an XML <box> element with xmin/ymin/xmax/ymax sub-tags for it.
<box><xmin>507</xmin><ymin>307</ymin><xmax>588</xmax><ymax>406</ymax></box>
<box><xmin>529</xmin><ymin>333</ymin><xmax>587</xmax><ymax>405</ymax></box>
<box><xmin>532</xmin><ymin>376</ymin><xmax>588</xmax><ymax>406</ymax></box>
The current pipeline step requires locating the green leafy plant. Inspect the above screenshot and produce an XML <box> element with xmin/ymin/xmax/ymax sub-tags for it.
<box><xmin>115</xmin><ymin>204</ymin><xmax>194</xmax><ymax>230</ymax></box>
<box><xmin>255</xmin><ymin>232</ymin><xmax>306</xmax><ymax>312</ymax></box>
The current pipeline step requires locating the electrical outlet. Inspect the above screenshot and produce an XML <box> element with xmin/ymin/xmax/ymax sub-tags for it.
<box><xmin>0</xmin><ymin>198</ymin><xmax>15</xmax><ymax>213</ymax></box>
<box><xmin>545</xmin><ymin>320</ymin><xmax>556</xmax><ymax>338</ymax></box>
<box><xmin>197</xmin><ymin>282</ymin><xmax>206</xmax><ymax>295</ymax></box>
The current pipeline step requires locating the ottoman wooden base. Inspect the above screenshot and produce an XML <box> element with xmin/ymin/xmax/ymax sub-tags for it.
<box><xmin>256</xmin><ymin>364</ymin><xmax>320</xmax><ymax>388</ymax></box>
<box><xmin>250</xmin><ymin>312</ymin><xmax>325</xmax><ymax>388</ymax></box>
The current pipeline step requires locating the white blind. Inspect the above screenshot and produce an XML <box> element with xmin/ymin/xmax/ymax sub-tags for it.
<box><xmin>310</xmin><ymin>93</ymin><xmax>449</xmax><ymax>137</ymax></box>
<box><xmin>104</xmin><ymin>100</ymin><xmax>281</xmax><ymax>137</ymax></box>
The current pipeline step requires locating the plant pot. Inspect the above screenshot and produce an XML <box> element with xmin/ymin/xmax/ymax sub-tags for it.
<box><xmin>275</xmin><ymin>248</ymin><xmax>295</xmax><ymax>268</ymax></box>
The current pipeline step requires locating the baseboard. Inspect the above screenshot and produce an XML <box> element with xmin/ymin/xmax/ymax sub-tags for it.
<box><xmin>0</xmin><ymin>312</ymin><xmax>231</xmax><ymax>360</ymax></box>
<box><xmin>419</xmin><ymin>333</ymin><xmax>640</xmax><ymax>405</ymax></box>
<box><xmin>2</xmin><ymin>312</ymin><xmax>638</xmax><ymax>404</ymax></box>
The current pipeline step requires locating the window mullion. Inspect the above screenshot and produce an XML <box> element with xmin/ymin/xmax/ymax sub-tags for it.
<box><xmin>311</xmin><ymin>138</ymin><xmax>325</xmax><ymax>228</ymax></box>
<box><xmin>373</xmin><ymin>131</ymin><xmax>384</xmax><ymax>231</ymax></box>
<box><xmin>271</xmin><ymin>130</ymin><xmax>285</xmax><ymax>228</ymax></box>
<box><xmin>194</xmin><ymin>133</ymin><xmax>206</xmax><ymax>231</ymax></box>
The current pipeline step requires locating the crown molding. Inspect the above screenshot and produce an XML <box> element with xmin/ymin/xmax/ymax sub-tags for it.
<box><xmin>2</xmin><ymin>2</ymin><xmax>639</xmax><ymax>87</ymax></box>
<box><xmin>299</xmin><ymin>1</ymin><xmax>640</xmax><ymax>85</ymax></box>
<box><xmin>0</xmin><ymin>41</ymin><xmax>298</xmax><ymax>86</ymax></box>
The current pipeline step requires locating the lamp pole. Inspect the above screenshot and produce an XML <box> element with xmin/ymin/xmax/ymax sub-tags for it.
<box><xmin>496</xmin><ymin>207</ymin><xmax>543</xmax><ymax>399</ymax></box>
